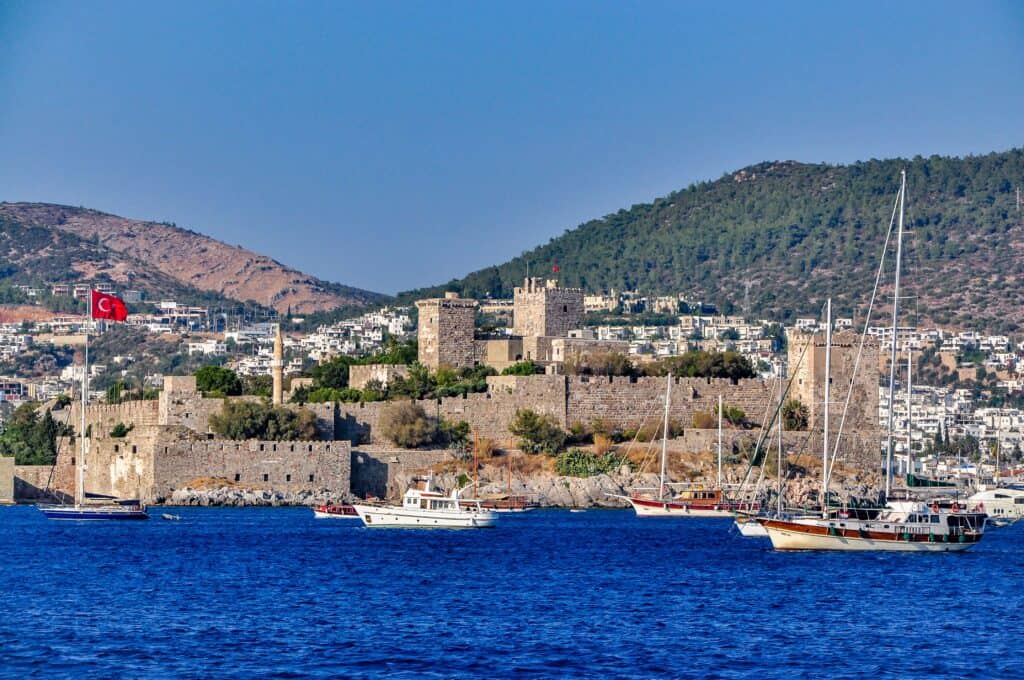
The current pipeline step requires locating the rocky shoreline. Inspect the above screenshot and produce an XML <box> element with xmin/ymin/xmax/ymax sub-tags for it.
<box><xmin>159</xmin><ymin>467</ymin><xmax>883</xmax><ymax>509</ymax></box>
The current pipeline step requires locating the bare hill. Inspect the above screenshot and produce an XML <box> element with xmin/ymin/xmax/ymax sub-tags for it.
<box><xmin>0</xmin><ymin>203</ymin><xmax>384</xmax><ymax>314</ymax></box>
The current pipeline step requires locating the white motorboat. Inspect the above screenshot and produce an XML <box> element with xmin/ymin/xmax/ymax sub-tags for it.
<box><xmin>967</xmin><ymin>487</ymin><xmax>1024</xmax><ymax>520</ymax></box>
<box><xmin>352</xmin><ymin>477</ymin><xmax>498</xmax><ymax>529</ymax></box>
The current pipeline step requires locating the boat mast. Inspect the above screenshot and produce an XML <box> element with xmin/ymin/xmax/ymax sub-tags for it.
<box><xmin>658</xmin><ymin>373</ymin><xmax>671</xmax><ymax>501</ymax></box>
<box><xmin>885</xmin><ymin>170</ymin><xmax>907</xmax><ymax>498</ymax></box>
<box><xmin>777</xmin><ymin>378</ymin><xmax>784</xmax><ymax>516</ymax></box>
<box><xmin>823</xmin><ymin>298</ymin><xmax>832</xmax><ymax>519</ymax></box>
<box><xmin>906</xmin><ymin>346</ymin><xmax>912</xmax><ymax>480</ymax></box>
<box><xmin>717</xmin><ymin>394</ymin><xmax>723</xmax><ymax>488</ymax></box>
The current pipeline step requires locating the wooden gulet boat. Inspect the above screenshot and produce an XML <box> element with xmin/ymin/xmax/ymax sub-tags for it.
<box><xmin>757</xmin><ymin>176</ymin><xmax>985</xmax><ymax>550</ymax></box>
<box><xmin>613</xmin><ymin>375</ymin><xmax>758</xmax><ymax>517</ymax></box>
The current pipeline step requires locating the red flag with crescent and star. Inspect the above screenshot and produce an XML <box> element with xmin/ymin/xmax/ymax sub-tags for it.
<box><xmin>91</xmin><ymin>290</ymin><xmax>129</xmax><ymax>322</ymax></box>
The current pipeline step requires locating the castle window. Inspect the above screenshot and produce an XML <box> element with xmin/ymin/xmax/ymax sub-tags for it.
<box><xmin>71</xmin><ymin>457</ymin><xmax>75</xmax><ymax>466</ymax></box>
<box><xmin>272</xmin><ymin>444</ymin><xmax>277</xmax><ymax>452</ymax></box>
<box><xmin>309</xmin><ymin>474</ymin><xmax>315</xmax><ymax>482</ymax></box>
<box><xmin>290</xmin><ymin>444</ymin><xmax>294</xmax><ymax>452</ymax></box>
<box><xmin>286</xmin><ymin>474</ymin><xmax>291</xmax><ymax>482</ymax></box>
<box><xmin>563</xmin><ymin>305</ymin><xmax>567</xmax><ymax>312</ymax></box>
<box><xmin>131</xmin><ymin>445</ymin><xmax>137</xmax><ymax>454</ymax></box>
<box><xmin>263</xmin><ymin>473</ymin><xmax>269</xmax><ymax>482</ymax></box>
<box><xmin>326</xmin><ymin>445</ymin><xmax>330</xmax><ymax>451</ymax></box>
<box><xmin>234</xmin><ymin>473</ymin><xmax>240</xmax><ymax>482</ymax></box>
<box><xmin>308</xmin><ymin>444</ymin><xmax>313</xmax><ymax>452</ymax></box>
<box><xmin>114</xmin><ymin>445</ymin><xmax>119</xmax><ymax>453</ymax></box>
<box><xmin>164</xmin><ymin>447</ymin><xmax>168</xmax><ymax>454</ymax></box>
<box><xmin>260</xmin><ymin>444</ymin><xmax>265</xmax><ymax>451</ymax></box>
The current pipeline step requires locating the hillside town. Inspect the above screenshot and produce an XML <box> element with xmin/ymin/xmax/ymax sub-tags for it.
<box><xmin>2</xmin><ymin>278</ymin><xmax>1024</xmax><ymax>482</ymax></box>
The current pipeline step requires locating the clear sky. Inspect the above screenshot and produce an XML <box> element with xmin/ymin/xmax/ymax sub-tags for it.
<box><xmin>1</xmin><ymin>1</ymin><xmax>1022</xmax><ymax>295</ymax></box>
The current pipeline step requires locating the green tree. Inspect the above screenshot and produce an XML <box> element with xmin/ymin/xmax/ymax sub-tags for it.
<box><xmin>0</xmin><ymin>403</ymin><xmax>72</xmax><ymax>465</ymax></box>
<box><xmin>208</xmin><ymin>400</ymin><xmax>316</xmax><ymax>440</ymax></box>
<box><xmin>195</xmin><ymin>365</ymin><xmax>242</xmax><ymax>397</ymax></box>
<box><xmin>310</xmin><ymin>355</ymin><xmax>354</xmax><ymax>390</ymax></box>
<box><xmin>509</xmin><ymin>408</ymin><xmax>567</xmax><ymax>455</ymax></box>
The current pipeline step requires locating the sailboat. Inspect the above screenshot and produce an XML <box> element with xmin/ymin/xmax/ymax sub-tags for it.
<box><xmin>758</xmin><ymin>174</ymin><xmax>985</xmax><ymax>551</ymax></box>
<box><xmin>38</xmin><ymin>290</ymin><xmax>148</xmax><ymax>521</ymax></box>
<box><xmin>613</xmin><ymin>375</ymin><xmax>759</xmax><ymax>517</ymax></box>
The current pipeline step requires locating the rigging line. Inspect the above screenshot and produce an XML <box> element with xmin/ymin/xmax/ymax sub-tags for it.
<box><xmin>725</xmin><ymin>306</ymin><xmax>821</xmax><ymax>505</ymax></box>
<box><xmin>738</xmin><ymin>370</ymin><xmax>781</xmax><ymax>493</ymax></box>
<box><xmin>826</xmin><ymin>179</ymin><xmax>901</xmax><ymax>488</ymax></box>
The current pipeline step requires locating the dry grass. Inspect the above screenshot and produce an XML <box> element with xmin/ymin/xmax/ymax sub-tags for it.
<box><xmin>593</xmin><ymin>434</ymin><xmax>613</xmax><ymax>456</ymax></box>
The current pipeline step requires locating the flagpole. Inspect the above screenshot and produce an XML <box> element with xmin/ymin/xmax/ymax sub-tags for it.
<box><xmin>79</xmin><ymin>292</ymin><xmax>91</xmax><ymax>507</ymax></box>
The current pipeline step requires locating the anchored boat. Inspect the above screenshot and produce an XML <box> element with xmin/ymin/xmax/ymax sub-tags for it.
<box><xmin>352</xmin><ymin>476</ymin><xmax>497</xmax><ymax>528</ymax></box>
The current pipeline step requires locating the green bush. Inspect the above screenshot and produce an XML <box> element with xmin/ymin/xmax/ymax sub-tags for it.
<box><xmin>555</xmin><ymin>448</ymin><xmax>625</xmax><ymax>477</ymax></box>
<box><xmin>509</xmin><ymin>408</ymin><xmax>567</xmax><ymax>454</ymax></box>
<box><xmin>209</xmin><ymin>400</ymin><xmax>317</xmax><ymax>441</ymax></box>
<box><xmin>109</xmin><ymin>422</ymin><xmax>133</xmax><ymax>438</ymax></box>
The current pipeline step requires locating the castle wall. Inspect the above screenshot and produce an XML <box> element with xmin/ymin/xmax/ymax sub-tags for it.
<box><xmin>566</xmin><ymin>375</ymin><xmax>773</xmax><ymax>432</ymax></box>
<box><xmin>151</xmin><ymin>437</ymin><xmax>351</xmax><ymax>503</ymax></box>
<box><xmin>350</xmin><ymin>448</ymin><xmax>451</xmax><ymax>499</ymax></box>
<box><xmin>0</xmin><ymin>456</ymin><xmax>13</xmax><ymax>503</ymax></box>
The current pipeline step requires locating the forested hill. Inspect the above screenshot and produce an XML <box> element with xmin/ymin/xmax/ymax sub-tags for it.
<box><xmin>401</xmin><ymin>149</ymin><xmax>1024</xmax><ymax>332</ymax></box>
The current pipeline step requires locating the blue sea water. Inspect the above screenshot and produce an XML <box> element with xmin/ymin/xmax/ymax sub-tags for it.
<box><xmin>1</xmin><ymin>506</ymin><xmax>1022</xmax><ymax>679</ymax></box>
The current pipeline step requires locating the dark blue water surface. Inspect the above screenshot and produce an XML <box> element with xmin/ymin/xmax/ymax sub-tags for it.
<box><xmin>2</xmin><ymin>506</ymin><xmax>1023</xmax><ymax>679</ymax></box>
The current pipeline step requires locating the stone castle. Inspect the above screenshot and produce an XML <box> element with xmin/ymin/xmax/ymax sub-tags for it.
<box><xmin>7</xmin><ymin>281</ymin><xmax>882</xmax><ymax>504</ymax></box>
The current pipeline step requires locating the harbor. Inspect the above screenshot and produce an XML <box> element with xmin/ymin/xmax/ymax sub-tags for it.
<box><xmin>1</xmin><ymin>504</ymin><xmax>1022</xmax><ymax>677</ymax></box>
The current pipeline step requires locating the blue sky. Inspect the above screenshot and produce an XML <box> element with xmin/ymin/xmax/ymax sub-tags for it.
<box><xmin>1</xmin><ymin>1</ymin><xmax>1022</xmax><ymax>295</ymax></box>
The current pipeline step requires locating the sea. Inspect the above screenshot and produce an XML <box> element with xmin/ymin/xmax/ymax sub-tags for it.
<box><xmin>1</xmin><ymin>506</ymin><xmax>1021</xmax><ymax>679</ymax></box>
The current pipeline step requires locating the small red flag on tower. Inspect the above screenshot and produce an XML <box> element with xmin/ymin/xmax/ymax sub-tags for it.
<box><xmin>552</xmin><ymin>265</ymin><xmax>560</xmax><ymax>273</ymax></box>
<box><xmin>91</xmin><ymin>290</ymin><xmax>129</xmax><ymax>322</ymax></box>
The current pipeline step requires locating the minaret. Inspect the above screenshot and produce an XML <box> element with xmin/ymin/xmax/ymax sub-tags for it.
<box><xmin>272</xmin><ymin>323</ymin><xmax>284</xmax><ymax>406</ymax></box>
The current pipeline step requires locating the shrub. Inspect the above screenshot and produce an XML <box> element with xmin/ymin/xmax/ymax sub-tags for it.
<box><xmin>593</xmin><ymin>433</ymin><xmax>613</xmax><ymax>456</ymax></box>
<box><xmin>555</xmin><ymin>449</ymin><xmax>625</xmax><ymax>477</ymax></box>
<box><xmin>509</xmin><ymin>408</ymin><xmax>567</xmax><ymax>455</ymax></box>
<box><xmin>438</xmin><ymin>418</ymin><xmax>471</xmax><ymax>453</ymax></box>
<box><xmin>692</xmin><ymin>411</ymin><xmax>716</xmax><ymax>429</ymax></box>
<box><xmin>209</xmin><ymin>400</ymin><xmax>317</xmax><ymax>441</ymax></box>
<box><xmin>782</xmin><ymin>399</ymin><xmax>809</xmax><ymax>431</ymax></box>
<box><xmin>109</xmin><ymin>422</ymin><xmax>133</xmax><ymax>438</ymax></box>
<box><xmin>501</xmin><ymin>360</ymin><xmax>539</xmax><ymax>376</ymax></box>
<box><xmin>379</xmin><ymin>401</ymin><xmax>436</xmax><ymax>448</ymax></box>
<box><xmin>473</xmin><ymin>437</ymin><xmax>496</xmax><ymax>458</ymax></box>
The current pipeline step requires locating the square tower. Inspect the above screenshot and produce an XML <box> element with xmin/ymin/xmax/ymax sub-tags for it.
<box><xmin>513</xmin><ymin>278</ymin><xmax>584</xmax><ymax>339</ymax></box>
<box><xmin>787</xmin><ymin>328</ymin><xmax>880</xmax><ymax>465</ymax></box>
<box><xmin>416</xmin><ymin>292</ymin><xmax>477</xmax><ymax>370</ymax></box>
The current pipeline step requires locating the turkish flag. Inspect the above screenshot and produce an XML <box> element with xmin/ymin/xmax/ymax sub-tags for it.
<box><xmin>552</xmin><ymin>265</ymin><xmax>560</xmax><ymax>273</ymax></box>
<box><xmin>91</xmin><ymin>290</ymin><xmax>129</xmax><ymax>321</ymax></box>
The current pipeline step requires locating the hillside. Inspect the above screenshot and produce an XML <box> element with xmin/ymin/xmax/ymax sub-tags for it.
<box><xmin>401</xmin><ymin>149</ymin><xmax>1024</xmax><ymax>332</ymax></box>
<box><xmin>0</xmin><ymin>203</ymin><xmax>386</xmax><ymax>314</ymax></box>
<box><xmin>0</xmin><ymin>215</ymin><xmax>235</xmax><ymax>311</ymax></box>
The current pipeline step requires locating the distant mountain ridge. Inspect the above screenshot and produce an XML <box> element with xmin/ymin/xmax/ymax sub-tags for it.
<box><xmin>0</xmin><ymin>202</ymin><xmax>386</xmax><ymax>314</ymax></box>
<box><xmin>400</xmin><ymin>149</ymin><xmax>1024</xmax><ymax>332</ymax></box>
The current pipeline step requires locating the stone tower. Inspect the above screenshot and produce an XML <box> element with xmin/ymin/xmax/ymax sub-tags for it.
<box><xmin>272</xmin><ymin>324</ymin><xmax>284</xmax><ymax>406</ymax></box>
<box><xmin>787</xmin><ymin>328</ymin><xmax>880</xmax><ymax>462</ymax></box>
<box><xmin>415</xmin><ymin>292</ymin><xmax>477</xmax><ymax>370</ymax></box>
<box><xmin>513</xmin><ymin>278</ymin><xmax>584</xmax><ymax>339</ymax></box>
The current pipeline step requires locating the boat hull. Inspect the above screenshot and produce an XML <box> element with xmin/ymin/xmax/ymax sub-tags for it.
<box><xmin>312</xmin><ymin>504</ymin><xmax>359</xmax><ymax>519</ymax></box>
<box><xmin>759</xmin><ymin>518</ymin><xmax>980</xmax><ymax>552</ymax></box>
<box><xmin>626</xmin><ymin>496</ymin><xmax>742</xmax><ymax>518</ymax></box>
<box><xmin>735</xmin><ymin>518</ymin><xmax>769</xmax><ymax>537</ymax></box>
<box><xmin>351</xmin><ymin>504</ymin><xmax>497</xmax><ymax>528</ymax></box>
<box><xmin>38</xmin><ymin>505</ymin><xmax>149</xmax><ymax>521</ymax></box>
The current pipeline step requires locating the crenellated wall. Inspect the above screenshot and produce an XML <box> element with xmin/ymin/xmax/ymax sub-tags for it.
<box><xmin>151</xmin><ymin>438</ymin><xmax>350</xmax><ymax>502</ymax></box>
